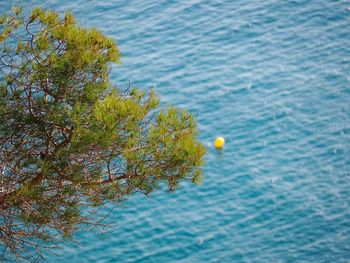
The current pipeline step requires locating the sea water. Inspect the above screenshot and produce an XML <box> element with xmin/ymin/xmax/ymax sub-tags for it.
<box><xmin>1</xmin><ymin>0</ymin><xmax>350</xmax><ymax>262</ymax></box>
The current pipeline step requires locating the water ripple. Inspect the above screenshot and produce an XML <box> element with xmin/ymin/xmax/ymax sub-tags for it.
<box><xmin>1</xmin><ymin>0</ymin><xmax>350</xmax><ymax>262</ymax></box>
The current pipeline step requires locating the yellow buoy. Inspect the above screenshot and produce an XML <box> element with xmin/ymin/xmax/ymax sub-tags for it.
<box><xmin>214</xmin><ymin>137</ymin><xmax>225</xmax><ymax>149</ymax></box>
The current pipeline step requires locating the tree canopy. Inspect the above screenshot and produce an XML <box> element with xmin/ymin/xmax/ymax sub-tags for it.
<box><xmin>0</xmin><ymin>7</ymin><xmax>205</xmax><ymax>261</ymax></box>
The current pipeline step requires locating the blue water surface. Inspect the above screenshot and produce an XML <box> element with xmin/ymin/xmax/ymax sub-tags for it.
<box><xmin>1</xmin><ymin>0</ymin><xmax>350</xmax><ymax>262</ymax></box>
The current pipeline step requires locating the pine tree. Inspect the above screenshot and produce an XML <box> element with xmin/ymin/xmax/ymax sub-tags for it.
<box><xmin>0</xmin><ymin>7</ymin><xmax>205</xmax><ymax>261</ymax></box>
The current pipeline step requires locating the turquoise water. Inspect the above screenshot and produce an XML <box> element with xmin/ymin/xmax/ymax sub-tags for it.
<box><xmin>2</xmin><ymin>0</ymin><xmax>350</xmax><ymax>262</ymax></box>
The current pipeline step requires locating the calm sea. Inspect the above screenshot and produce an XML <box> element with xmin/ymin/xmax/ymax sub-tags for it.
<box><xmin>1</xmin><ymin>0</ymin><xmax>350</xmax><ymax>262</ymax></box>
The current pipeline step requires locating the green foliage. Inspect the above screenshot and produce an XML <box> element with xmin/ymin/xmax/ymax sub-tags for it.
<box><xmin>0</xmin><ymin>7</ymin><xmax>205</xmax><ymax>261</ymax></box>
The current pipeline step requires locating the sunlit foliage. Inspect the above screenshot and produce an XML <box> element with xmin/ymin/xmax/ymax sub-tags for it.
<box><xmin>0</xmin><ymin>7</ymin><xmax>205</xmax><ymax>261</ymax></box>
